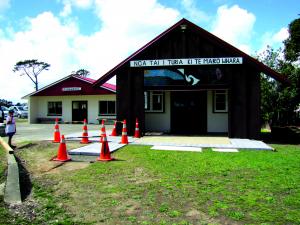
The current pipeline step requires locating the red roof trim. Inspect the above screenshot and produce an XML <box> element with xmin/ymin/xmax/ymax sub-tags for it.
<box><xmin>23</xmin><ymin>75</ymin><xmax>115</xmax><ymax>98</ymax></box>
<box><xmin>74</xmin><ymin>75</ymin><xmax>96</xmax><ymax>84</ymax></box>
<box><xmin>93</xmin><ymin>18</ymin><xmax>288</xmax><ymax>86</ymax></box>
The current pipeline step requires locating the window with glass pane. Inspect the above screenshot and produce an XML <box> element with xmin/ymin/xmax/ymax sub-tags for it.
<box><xmin>152</xmin><ymin>92</ymin><xmax>163</xmax><ymax>111</ymax></box>
<box><xmin>145</xmin><ymin>91</ymin><xmax>164</xmax><ymax>112</ymax></box>
<box><xmin>99</xmin><ymin>101</ymin><xmax>116</xmax><ymax>115</ymax></box>
<box><xmin>214</xmin><ymin>90</ymin><xmax>228</xmax><ymax>113</ymax></box>
<box><xmin>48</xmin><ymin>102</ymin><xmax>62</xmax><ymax>115</ymax></box>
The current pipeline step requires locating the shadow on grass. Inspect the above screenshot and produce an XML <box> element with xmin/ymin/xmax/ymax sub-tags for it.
<box><xmin>14</xmin><ymin>156</ymin><xmax>32</xmax><ymax>201</ymax></box>
<box><xmin>16</xmin><ymin>143</ymin><xmax>38</xmax><ymax>150</ymax></box>
<box><xmin>260</xmin><ymin>131</ymin><xmax>300</xmax><ymax>145</ymax></box>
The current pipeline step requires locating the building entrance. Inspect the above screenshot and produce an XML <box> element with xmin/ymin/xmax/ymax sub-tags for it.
<box><xmin>72</xmin><ymin>101</ymin><xmax>88</xmax><ymax>122</ymax></box>
<box><xmin>171</xmin><ymin>91</ymin><xmax>207</xmax><ymax>134</ymax></box>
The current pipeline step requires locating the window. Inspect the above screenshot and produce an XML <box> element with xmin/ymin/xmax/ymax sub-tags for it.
<box><xmin>214</xmin><ymin>90</ymin><xmax>228</xmax><ymax>113</ymax></box>
<box><xmin>99</xmin><ymin>101</ymin><xmax>116</xmax><ymax>115</ymax></box>
<box><xmin>48</xmin><ymin>102</ymin><xmax>62</xmax><ymax>116</ymax></box>
<box><xmin>145</xmin><ymin>91</ymin><xmax>164</xmax><ymax>112</ymax></box>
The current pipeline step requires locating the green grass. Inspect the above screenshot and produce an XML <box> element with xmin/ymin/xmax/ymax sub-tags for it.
<box><xmin>0</xmin><ymin>145</ymin><xmax>6</xmax><ymax>184</ymax></box>
<box><xmin>0</xmin><ymin>145</ymin><xmax>32</xmax><ymax>224</ymax></box>
<box><xmin>2</xmin><ymin>142</ymin><xmax>300</xmax><ymax>224</ymax></box>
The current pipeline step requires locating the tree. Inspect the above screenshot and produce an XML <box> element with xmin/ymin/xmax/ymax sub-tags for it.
<box><xmin>284</xmin><ymin>18</ymin><xmax>300</xmax><ymax>62</ymax></box>
<box><xmin>72</xmin><ymin>69</ymin><xmax>90</xmax><ymax>78</ymax></box>
<box><xmin>258</xmin><ymin>46</ymin><xmax>300</xmax><ymax>126</ymax></box>
<box><xmin>0</xmin><ymin>99</ymin><xmax>13</xmax><ymax>107</ymax></box>
<box><xmin>13</xmin><ymin>59</ymin><xmax>50</xmax><ymax>91</ymax></box>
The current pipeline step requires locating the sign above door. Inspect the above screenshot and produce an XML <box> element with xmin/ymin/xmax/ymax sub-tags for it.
<box><xmin>130</xmin><ymin>57</ymin><xmax>243</xmax><ymax>67</ymax></box>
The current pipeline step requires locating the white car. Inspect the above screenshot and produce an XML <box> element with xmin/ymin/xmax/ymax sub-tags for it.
<box><xmin>8</xmin><ymin>106</ymin><xmax>28</xmax><ymax>118</ymax></box>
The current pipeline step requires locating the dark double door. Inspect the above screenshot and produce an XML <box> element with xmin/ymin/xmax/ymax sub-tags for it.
<box><xmin>171</xmin><ymin>91</ymin><xmax>207</xmax><ymax>134</ymax></box>
<box><xmin>72</xmin><ymin>101</ymin><xmax>88</xmax><ymax>122</ymax></box>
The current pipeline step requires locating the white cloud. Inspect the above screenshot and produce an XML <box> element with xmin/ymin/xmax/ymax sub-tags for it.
<box><xmin>181</xmin><ymin>0</ymin><xmax>210</xmax><ymax>23</ymax></box>
<box><xmin>71</xmin><ymin>0</ymin><xmax>180</xmax><ymax>79</ymax></box>
<box><xmin>211</xmin><ymin>4</ymin><xmax>256</xmax><ymax>54</ymax></box>
<box><xmin>71</xmin><ymin>0</ymin><xmax>93</xmax><ymax>8</ymax></box>
<box><xmin>0</xmin><ymin>12</ymin><xmax>80</xmax><ymax>102</ymax></box>
<box><xmin>60</xmin><ymin>2</ymin><xmax>72</xmax><ymax>17</ymax></box>
<box><xmin>272</xmin><ymin>27</ymin><xmax>289</xmax><ymax>43</ymax></box>
<box><xmin>258</xmin><ymin>27</ymin><xmax>289</xmax><ymax>54</ymax></box>
<box><xmin>59</xmin><ymin>0</ymin><xmax>94</xmax><ymax>17</ymax></box>
<box><xmin>0</xmin><ymin>0</ymin><xmax>180</xmax><ymax>103</ymax></box>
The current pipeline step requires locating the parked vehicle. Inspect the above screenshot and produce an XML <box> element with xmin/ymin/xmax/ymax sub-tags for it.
<box><xmin>0</xmin><ymin>106</ymin><xmax>9</xmax><ymax>118</ymax></box>
<box><xmin>8</xmin><ymin>106</ymin><xmax>28</xmax><ymax>118</ymax></box>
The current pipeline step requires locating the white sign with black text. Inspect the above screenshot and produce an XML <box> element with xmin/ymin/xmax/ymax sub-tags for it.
<box><xmin>62</xmin><ymin>87</ymin><xmax>82</xmax><ymax>91</ymax></box>
<box><xmin>130</xmin><ymin>57</ymin><xmax>243</xmax><ymax>67</ymax></box>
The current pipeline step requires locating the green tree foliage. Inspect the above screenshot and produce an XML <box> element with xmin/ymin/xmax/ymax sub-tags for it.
<box><xmin>73</xmin><ymin>69</ymin><xmax>90</xmax><ymax>78</ymax></box>
<box><xmin>0</xmin><ymin>99</ymin><xmax>12</xmax><ymax>107</ymax></box>
<box><xmin>284</xmin><ymin>18</ymin><xmax>300</xmax><ymax>62</ymax></box>
<box><xmin>258</xmin><ymin>46</ymin><xmax>300</xmax><ymax>126</ymax></box>
<box><xmin>13</xmin><ymin>59</ymin><xmax>50</xmax><ymax>91</ymax></box>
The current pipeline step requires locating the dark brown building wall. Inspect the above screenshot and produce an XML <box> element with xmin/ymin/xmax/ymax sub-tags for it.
<box><xmin>229</xmin><ymin>67</ymin><xmax>248</xmax><ymax>138</ymax></box>
<box><xmin>229</xmin><ymin>66</ymin><xmax>260</xmax><ymax>139</ymax></box>
<box><xmin>247</xmin><ymin>70</ymin><xmax>261</xmax><ymax>139</ymax></box>
<box><xmin>116</xmin><ymin>69</ymin><xmax>145</xmax><ymax>136</ymax></box>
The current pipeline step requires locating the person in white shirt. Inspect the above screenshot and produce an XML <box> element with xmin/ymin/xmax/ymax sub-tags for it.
<box><xmin>5</xmin><ymin>110</ymin><xmax>16</xmax><ymax>149</ymax></box>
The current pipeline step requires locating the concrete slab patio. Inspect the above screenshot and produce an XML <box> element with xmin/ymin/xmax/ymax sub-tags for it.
<box><xmin>67</xmin><ymin>135</ymin><xmax>273</xmax><ymax>156</ymax></box>
<box><xmin>131</xmin><ymin>136</ymin><xmax>274</xmax><ymax>150</ymax></box>
<box><xmin>9</xmin><ymin>123</ymin><xmax>274</xmax><ymax>155</ymax></box>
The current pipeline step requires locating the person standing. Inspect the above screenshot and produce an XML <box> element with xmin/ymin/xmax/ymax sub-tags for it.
<box><xmin>5</xmin><ymin>109</ymin><xmax>16</xmax><ymax>149</ymax></box>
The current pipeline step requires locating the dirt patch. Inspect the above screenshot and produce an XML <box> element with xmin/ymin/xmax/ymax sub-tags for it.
<box><xmin>124</xmin><ymin>199</ymin><xmax>142</xmax><ymax>216</ymax></box>
<box><xmin>43</xmin><ymin>162</ymin><xmax>90</xmax><ymax>174</ymax></box>
<box><xmin>8</xmin><ymin>195</ymin><xmax>39</xmax><ymax>221</ymax></box>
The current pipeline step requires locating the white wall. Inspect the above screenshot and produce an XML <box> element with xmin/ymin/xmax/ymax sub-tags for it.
<box><xmin>28</xmin><ymin>95</ymin><xmax>116</xmax><ymax>124</ymax></box>
<box><xmin>29</xmin><ymin>97</ymin><xmax>39</xmax><ymax>123</ymax></box>
<box><xmin>207</xmin><ymin>90</ymin><xmax>228</xmax><ymax>132</ymax></box>
<box><xmin>145</xmin><ymin>91</ymin><xmax>171</xmax><ymax>132</ymax></box>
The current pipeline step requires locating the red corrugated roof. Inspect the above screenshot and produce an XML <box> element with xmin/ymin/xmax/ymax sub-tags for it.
<box><xmin>101</xmin><ymin>82</ymin><xmax>116</xmax><ymax>91</ymax></box>
<box><xmin>23</xmin><ymin>74</ymin><xmax>116</xmax><ymax>98</ymax></box>
<box><xmin>73</xmin><ymin>75</ymin><xmax>116</xmax><ymax>91</ymax></box>
<box><xmin>93</xmin><ymin>18</ymin><xmax>289</xmax><ymax>87</ymax></box>
<box><xmin>79</xmin><ymin>76</ymin><xmax>96</xmax><ymax>83</ymax></box>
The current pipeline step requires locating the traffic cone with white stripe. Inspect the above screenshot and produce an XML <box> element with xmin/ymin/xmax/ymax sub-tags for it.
<box><xmin>100</xmin><ymin>119</ymin><xmax>106</xmax><ymax>143</ymax></box>
<box><xmin>52</xmin><ymin>118</ymin><xmax>61</xmax><ymax>143</ymax></box>
<box><xmin>80</xmin><ymin>119</ymin><xmax>91</xmax><ymax>144</ymax></box>
<box><xmin>97</xmin><ymin>133</ymin><xmax>114</xmax><ymax>161</ymax></box>
<box><xmin>110</xmin><ymin>120</ymin><xmax>117</xmax><ymax>136</ymax></box>
<box><xmin>134</xmin><ymin>118</ymin><xmax>141</xmax><ymax>138</ymax></box>
<box><xmin>53</xmin><ymin>135</ymin><xmax>71</xmax><ymax>162</ymax></box>
<box><xmin>120</xmin><ymin>119</ymin><xmax>128</xmax><ymax>144</ymax></box>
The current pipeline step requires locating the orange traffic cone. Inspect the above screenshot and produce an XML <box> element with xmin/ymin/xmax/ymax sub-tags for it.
<box><xmin>80</xmin><ymin>119</ymin><xmax>91</xmax><ymax>144</ymax></box>
<box><xmin>53</xmin><ymin>135</ymin><xmax>71</xmax><ymax>162</ymax></box>
<box><xmin>100</xmin><ymin>119</ymin><xmax>107</xmax><ymax>143</ymax></box>
<box><xmin>110</xmin><ymin>120</ymin><xmax>117</xmax><ymax>136</ymax></box>
<box><xmin>97</xmin><ymin>134</ymin><xmax>114</xmax><ymax>161</ymax></box>
<box><xmin>120</xmin><ymin>119</ymin><xmax>129</xmax><ymax>144</ymax></box>
<box><xmin>134</xmin><ymin>118</ymin><xmax>141</xmax><ymax>138</ymax></box>
<box><xmin>52</xmin><ymin>118</ymin><xmax>61</xmax><ymax>143</ymax></box>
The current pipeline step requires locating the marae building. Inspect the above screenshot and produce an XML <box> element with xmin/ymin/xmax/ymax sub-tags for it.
<box><xmin>25</xmin><ymin>18</ymin><xmax>287</xmax><ymax>139</ymax></box>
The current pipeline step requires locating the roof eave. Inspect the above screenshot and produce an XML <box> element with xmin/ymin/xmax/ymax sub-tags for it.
<box><xmin>93</xmin><ymin>18</ymin><xmax>289</xmax><ymax>86</ymax></box>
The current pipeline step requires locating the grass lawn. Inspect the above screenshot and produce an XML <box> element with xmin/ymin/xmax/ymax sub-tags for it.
<box><xmin>0</xmin><ymin>145</ymin><xmax>32</xmax><ymax>224</ymax></box>
<box><xmin>1</xmin><ymin>142</ymin><xmax>300</xmax><ymax>224</ymax></box>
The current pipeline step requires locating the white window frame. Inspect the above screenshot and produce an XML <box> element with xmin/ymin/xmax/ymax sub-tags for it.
<box><xmin>145</xmin><ymin>91</ymin><xmax>164</xmax><ymax>113</ymax></box>
<box><xmin>213</xmin><ymin>90</ymin><xmax>228</xmax><ymax>113</ymax></box>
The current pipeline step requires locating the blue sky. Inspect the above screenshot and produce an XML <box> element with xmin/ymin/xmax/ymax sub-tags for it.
<box><xmin>0</xmin><ymin>0</ymin><xmax>298</xmax><ymax>102</ymax></box>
